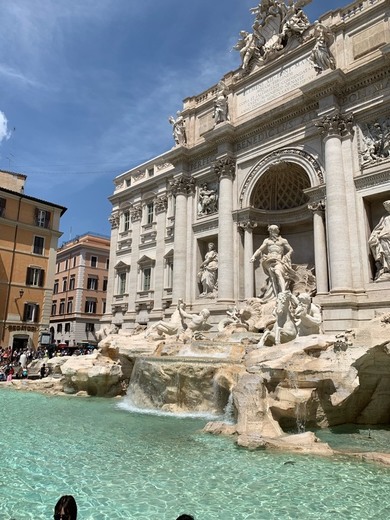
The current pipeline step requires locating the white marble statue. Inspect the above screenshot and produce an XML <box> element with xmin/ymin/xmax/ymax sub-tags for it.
<box><xmin>258</xmin><ymin>290</ymin><xmax>298</xmax><ymax>347</ymax></box>
<box><xmin>309</xmin><ymin>23</ymin><xmax>336</xmax><ymax>74</ymax></box>
<box><xmin>234</xmin><ymin>31</ymin><xmax>259</xmax><ymax>72</ymax></box>
<box><xmin>177</xmin><ymin>305</ymin><xmax>211</xmax><ymax>340</ymax></box>
<box><xmin>198</xmin><ymin>183</ymin><xmax>218</xmax><ymax>216</ymax></box>
<box><xmin>250</xmin><ymin>224</ymin><xmax>296</xmax><ymax>300</ymax></box>
<box><xmin>96</xmin><ymin>323</ymin><xmax>118</xmax><ymax>342</ymax></box>
<box><xmin>213</xmin><ymin>80</ymin><xmax>230</xmax><ymax>124</ymax></box>
<box><xmin>145</xmin><ymin>299</ymin><xmax>186</xmax><ymax>338</ymax></box>
<box><xmin>293</xmin><ymin>293</ymin><xmax>322</xmax><ymax>336</ymax></box>
<box><xmin>369</xmin><ymin>200</ymin><xmax>390</xmax><ymax>281</ymax></box>
<box><xmin>169</xmin><ymin>111</ymin><xmax>187</xmax><ymax>146</ymax></box>
<box><xmin>197</xmin><ymin>242</ymin><xmax>218</xmax><ymax>297</ymax></box>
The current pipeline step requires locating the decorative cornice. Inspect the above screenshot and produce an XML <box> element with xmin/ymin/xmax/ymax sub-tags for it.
<box><xmin>169</xmin><ymin>176</ymin><xmax>196</xmax><ymax>196</ymax></box>
<box><xmin>214</xmin><ymin>156</ymin><xmax>236</xmax><ymax>181</ymax></box>
<box><xmin>315</xmin><ymin>112</ymin><xmax>354</xmax><ymax>138</ymax></box>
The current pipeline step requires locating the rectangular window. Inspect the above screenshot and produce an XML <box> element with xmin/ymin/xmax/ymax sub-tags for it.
<box><xmin>64</xmin><ymin>323</ymin><xmax>71</xmax><ymax>333</ymax></box>
<box><xmin>0</xmin><ymin>198</ymin><xmax>6</xmax><ymax>217</ymax></box>
<box><xmin>148</xmin><ymin>167</ymin><xmax>154</xmax><ymax>177</ymax></box>
<box><xmin>56</xmin><ymin>263</ymin><xmax>59</xmax><ymax>273</ymax></box>
<box><xmin>166</xmin><ymin>261</ymin><xmax>174</xmax><ymax>288</ymax></box>
<box><xmin>59</xmin><ymin>300</ymin><xmax>65</xmax><ymax>314</ymax></box>
<box><xmin>69</xmin><ymin>276</ymin><xmax>75</xmax><ymax>290</ymax></box>
<box><xmin>33</xmin><ymin>236</ymin><xmax>44</xmax><ymax>255</ymax></box>
<box><xmin>118</xmin><ymin>272</ymin><xmax>127</xmax><ymax>295</ymax></box>
<box><xmin>26</xmin><ymin>267</ymin><xmax>44</xmax><ymax>287</ymax></box>
<box><xmin>146</xmin><ymin>203</ymin><xmax>154</xmax><ymax>225</ymax></box>
<box><xmin>53</xmin><ymin>280</ymin><xmax>59</xmax><ymax>294</ymax></box>
<box><xmin>91</xmin><ymin>256</ymin><xmax>97</xmax><ymax>268</ymax></box>
<box><xmin>87</xmin><ymin>277</ymin><xmax>98</xmax><ymax>290</ymax></box>
<box><xmin>102</xmin><ymin>300</ymin><xmax>106</xmax><ymax>313</ymax></box>
<box><xmin>103</xmin><ymin>279</ymin><xmax>108</xmax><ymax>291</ymax></box>
<box><xmin>62</xmin><ymin>278</ymin><xmax>67</xmax><ymax>292</ymax></box>
<box><xmin>143</xmin><ymin>267</ymin><xmax>151</xmax><ymax>291</ymax></box>
<box><xmin>57</xmin><ymin>323</ymin><xmax>62</xmax><ymax>333</ymax></box>
<box><xmin>73</xmin><ymin>256</ymin><xmax>77</xmax><ymax>268</ymax></box>
<box><xmin>84</xmin><ymin>300</ymin><xmax>97</xmax><ymax>313</ymax></box>
<box><xmin>51</xmin><ymin>302</ymin><xmax>57</xmax><ymax>316</ymax></box>
<box><xmin>106</xmin><ymin>258</ymin><xmax>109</xmax><ymax>269</ymax></box>
<box><xmin>123</xmin><ymin>211</ymin><xmax>130</xmax><ymax>232</ymax></box>
<box><xmin>35</xmin><ymin>208</ymin><xmax>51</xmax><ymax>228</ymax></box>
<box><xmin>23</xmin><ymin>303</ymin><xmax>39</xmax><ymax>323</ymax></box>
<box><xmin>67</xmin><ymin>299</ymin><xmax>73</xmax><ymax>314</ymax></box>
<box><xmin>65</xmin><ymin>259</ymin><xmax>69</xmax><ymax>270</ymax></box>
<box><xmin>85</xmin><ymin>323</ymin><xmax>95</xmax><ymax>332</ymax></box>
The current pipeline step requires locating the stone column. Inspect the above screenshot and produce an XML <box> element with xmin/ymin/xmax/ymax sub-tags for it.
<box><xmin>239</xmin><ymin>220</ymin><xmax>257</xmax><ymax>298</ymax></box>
<box><xmin>316</xmin><ymin>113</ymin><xmax>354</xmax><ymax>292</ymax></box>
<box><xmin>171</xmin><ymin>176</ymin><xmax>195</xmax><ymax>302</ymax></box>
<box><xmin>127</xmin><ymin>205</ymin><xmax>142</xmax><ymax>313</ymax></box>
<box><xmin>215</xmin><ymin>156</ymin><xmax>236</xmax><ymax>302</ymax></box>
<box><xmin>308</xmin><ymin>201</ymin><xmax>328</xmax><ymax>294</ymax></box>
<box><xmin>153</xmin><ymin>195</ymin><xmax>168</xmax><ymax>311</ymax></box>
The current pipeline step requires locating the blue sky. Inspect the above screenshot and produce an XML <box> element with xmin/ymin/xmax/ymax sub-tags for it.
<box><xmin>0</xmin><ymin>0</ymin><xmax>344</xmax><ymax>242</ymax></box>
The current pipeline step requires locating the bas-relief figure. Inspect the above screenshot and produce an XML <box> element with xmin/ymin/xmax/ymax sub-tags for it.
<box><xmin>369</xmin><ymin>200</ymin><xmax>390</xmax><ymax>281</ymax></box>
<box><xmin>235</xmin><ymin>0</ymin><xmax>311</xmax><ymax>74</ymax></box>
<box><xmin>213</xmin><ymin>80</ymin><xmax>230</xmax><ymax>124</ymax></box>
<box><xmin>197</xmin><ymin>242</ymin><xmax>218</xmax><ymax>297</ymax></box>
<box><xmin>197</xmin><ymin>183</ymin><xmax>218</xmax><ymax>216</ymax></box>
<box><xmin>360</xmin><ymin>118</ymin><xmax>390</xmax><ymax>163</ymax></box>
<box><xmin>250</xmin><ymin>224</ymin><xmax>296</xmax><ymax>301</ymax></box>
<box><xmin>169</xmin><ymin>110</ymin><xmax>187</xmax><ymax>146</ymax></box>
<box><xmin>309</xmin><ymin>23</ymin><xmax>336</xmax><ymax>74</ymax></box>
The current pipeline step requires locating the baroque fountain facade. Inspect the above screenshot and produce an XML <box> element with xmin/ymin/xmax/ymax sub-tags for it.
<box><xmin>20</xmin><ymin>0</ymin><xmax>390</xmax><ymax>457</ymax></box>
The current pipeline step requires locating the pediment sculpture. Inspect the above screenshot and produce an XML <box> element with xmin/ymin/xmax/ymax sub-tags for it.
<box><xmin>234</xmin><ymin>0</ymin><xmax>311</xmax><ymax>76</ymax></box>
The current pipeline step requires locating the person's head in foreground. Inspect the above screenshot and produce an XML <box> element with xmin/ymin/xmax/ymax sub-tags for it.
<box><xmin>176</xmin><ymin>515</ymin><xmax>194</xmax><ymax>520</ymax></box>
<box><xmin>54</xmin><ymin>495</ymin><xmax>77</xmax><ymax>520</ymax></box>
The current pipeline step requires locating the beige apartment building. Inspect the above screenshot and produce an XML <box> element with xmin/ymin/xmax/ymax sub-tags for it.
<box><xmin>0</xmin><ymin>170</ymin><xmax>66</xmax><ymax>350</ymax></box>
<box><xmin>50</xmin><ymin>233</ymin><xmax>110</xmax><ymax>347</ymax></box>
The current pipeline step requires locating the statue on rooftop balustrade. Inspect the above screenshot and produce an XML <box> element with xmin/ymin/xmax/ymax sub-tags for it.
<box><xmin>169</xmin><ymin>110</ymin><xmax>187</xmax><ymax>146</ymax></box>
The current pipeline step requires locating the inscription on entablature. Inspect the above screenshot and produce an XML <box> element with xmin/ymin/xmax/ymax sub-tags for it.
<box><xmin>235</xmin><ymin>111</ymin><xmax>316</xmax><ymax>152</ymax></box>
<box><xmin>340</xmin><ymin>78</ymin><xmax>390</xmax><ymax>109</ymax></box>
<box><xmin>189</xmin><ymin>155</ymin><xmax>214</xmax><ymax>172</ymax></box>
<box><xmin>237</xmin><ymin>56</ymin><xmax>317</xmax><ymax>116</ymax></box>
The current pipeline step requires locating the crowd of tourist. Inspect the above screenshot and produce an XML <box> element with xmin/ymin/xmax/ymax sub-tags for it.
<box><xmin>0</xmin><ymin>344</ymin><xmax>96</xmax><ymax>382</ymax></box>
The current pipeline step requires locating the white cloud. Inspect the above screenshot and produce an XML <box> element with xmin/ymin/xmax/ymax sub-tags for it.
<box><xmin>0</xmin><ymin>111</ymin><xmax>11</xmax><ymax>143</ymax></box>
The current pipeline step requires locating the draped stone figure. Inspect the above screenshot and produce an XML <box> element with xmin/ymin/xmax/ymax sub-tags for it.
<box><xmin>250</xmin><ymin>224</ymin><xmax>296</xmax><ymax>301</ymax></box>
<box><xmin>197</xmin><ymin>242</ymin><xmax>218</xmax><ymax>297</ymax></box>
<box><xmin>169</xmin><ymin>111</ymin><xmax>187</xmax><ymax>146</ymax></box>
<box><xmin>369</xmin><ymin>200</ymin><xmax>390</xmax><ymax>281</ymax></box>
<box><xmin>310</xmin><ymin>23</ymin><xmax>336</xmax><ymax>74</ymax></box>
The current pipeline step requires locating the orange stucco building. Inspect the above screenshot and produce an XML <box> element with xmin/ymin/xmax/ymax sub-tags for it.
<box><xmin>0</xmin><ymin>170</ymin><xmax>66</xmax><ymax>351</ymax></box>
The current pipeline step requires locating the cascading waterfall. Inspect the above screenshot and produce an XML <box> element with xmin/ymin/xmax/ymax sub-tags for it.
<box><xmin>223</xmin><ymin>391</ymin><xmax>235</xmax><ymax>424</ymax></box>
<box><xmin>286</xmin><ymin>369</ymin><xmax>307</xmax><ymax>433</ymax></box>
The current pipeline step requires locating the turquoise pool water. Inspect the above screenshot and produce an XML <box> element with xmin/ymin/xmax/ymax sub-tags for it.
<box><xmin>1</xmin><ymin>388</ymin><xmax>390</xmax><ymax>520</ymax></box>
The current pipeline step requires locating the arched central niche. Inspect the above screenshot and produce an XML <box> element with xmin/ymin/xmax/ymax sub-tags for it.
<box><xmin>250</xmin><ymin>162</ymin><xmax>310</xmax><ymax>211</ymax></box>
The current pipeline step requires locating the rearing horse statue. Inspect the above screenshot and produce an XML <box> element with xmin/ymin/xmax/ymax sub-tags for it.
<box><xmin>258</xmin><ymin>290</ymin><xmax>298</xmax><ymax>347</ymax></box>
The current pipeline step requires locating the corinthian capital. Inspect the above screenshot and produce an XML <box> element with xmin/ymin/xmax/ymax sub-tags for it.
<box><xmin>315</xmin><ymin>112</ymin><xmax>354</xmax><ymax>138</ymax></box>
<box><xmin>108</xmin><ymin>212</ymin><xmax>119</xmax><ymax>229</ymax></box>
<box><xmin>169</xmin><ymin>176</ymin><xmax>196</xmax><ymax>196</ymax></box>
<box><xmin>214</xmin><ymin>156</ymin><xmax>236</xmax><ymax>181</ymax></box>
<box><xmin>155</xmin><ymin>195</ymin><xmax>168</xmax><ymax>214</ymax></box>
<box><xmin>308</xmin><ymin>200</ymin><xmax>326</xmax><ymax>213</ymax></box>
<box><xmin>130</xmin><ymin>205</ymin><xmax>142</xmax><ymax>222</ymax></box>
